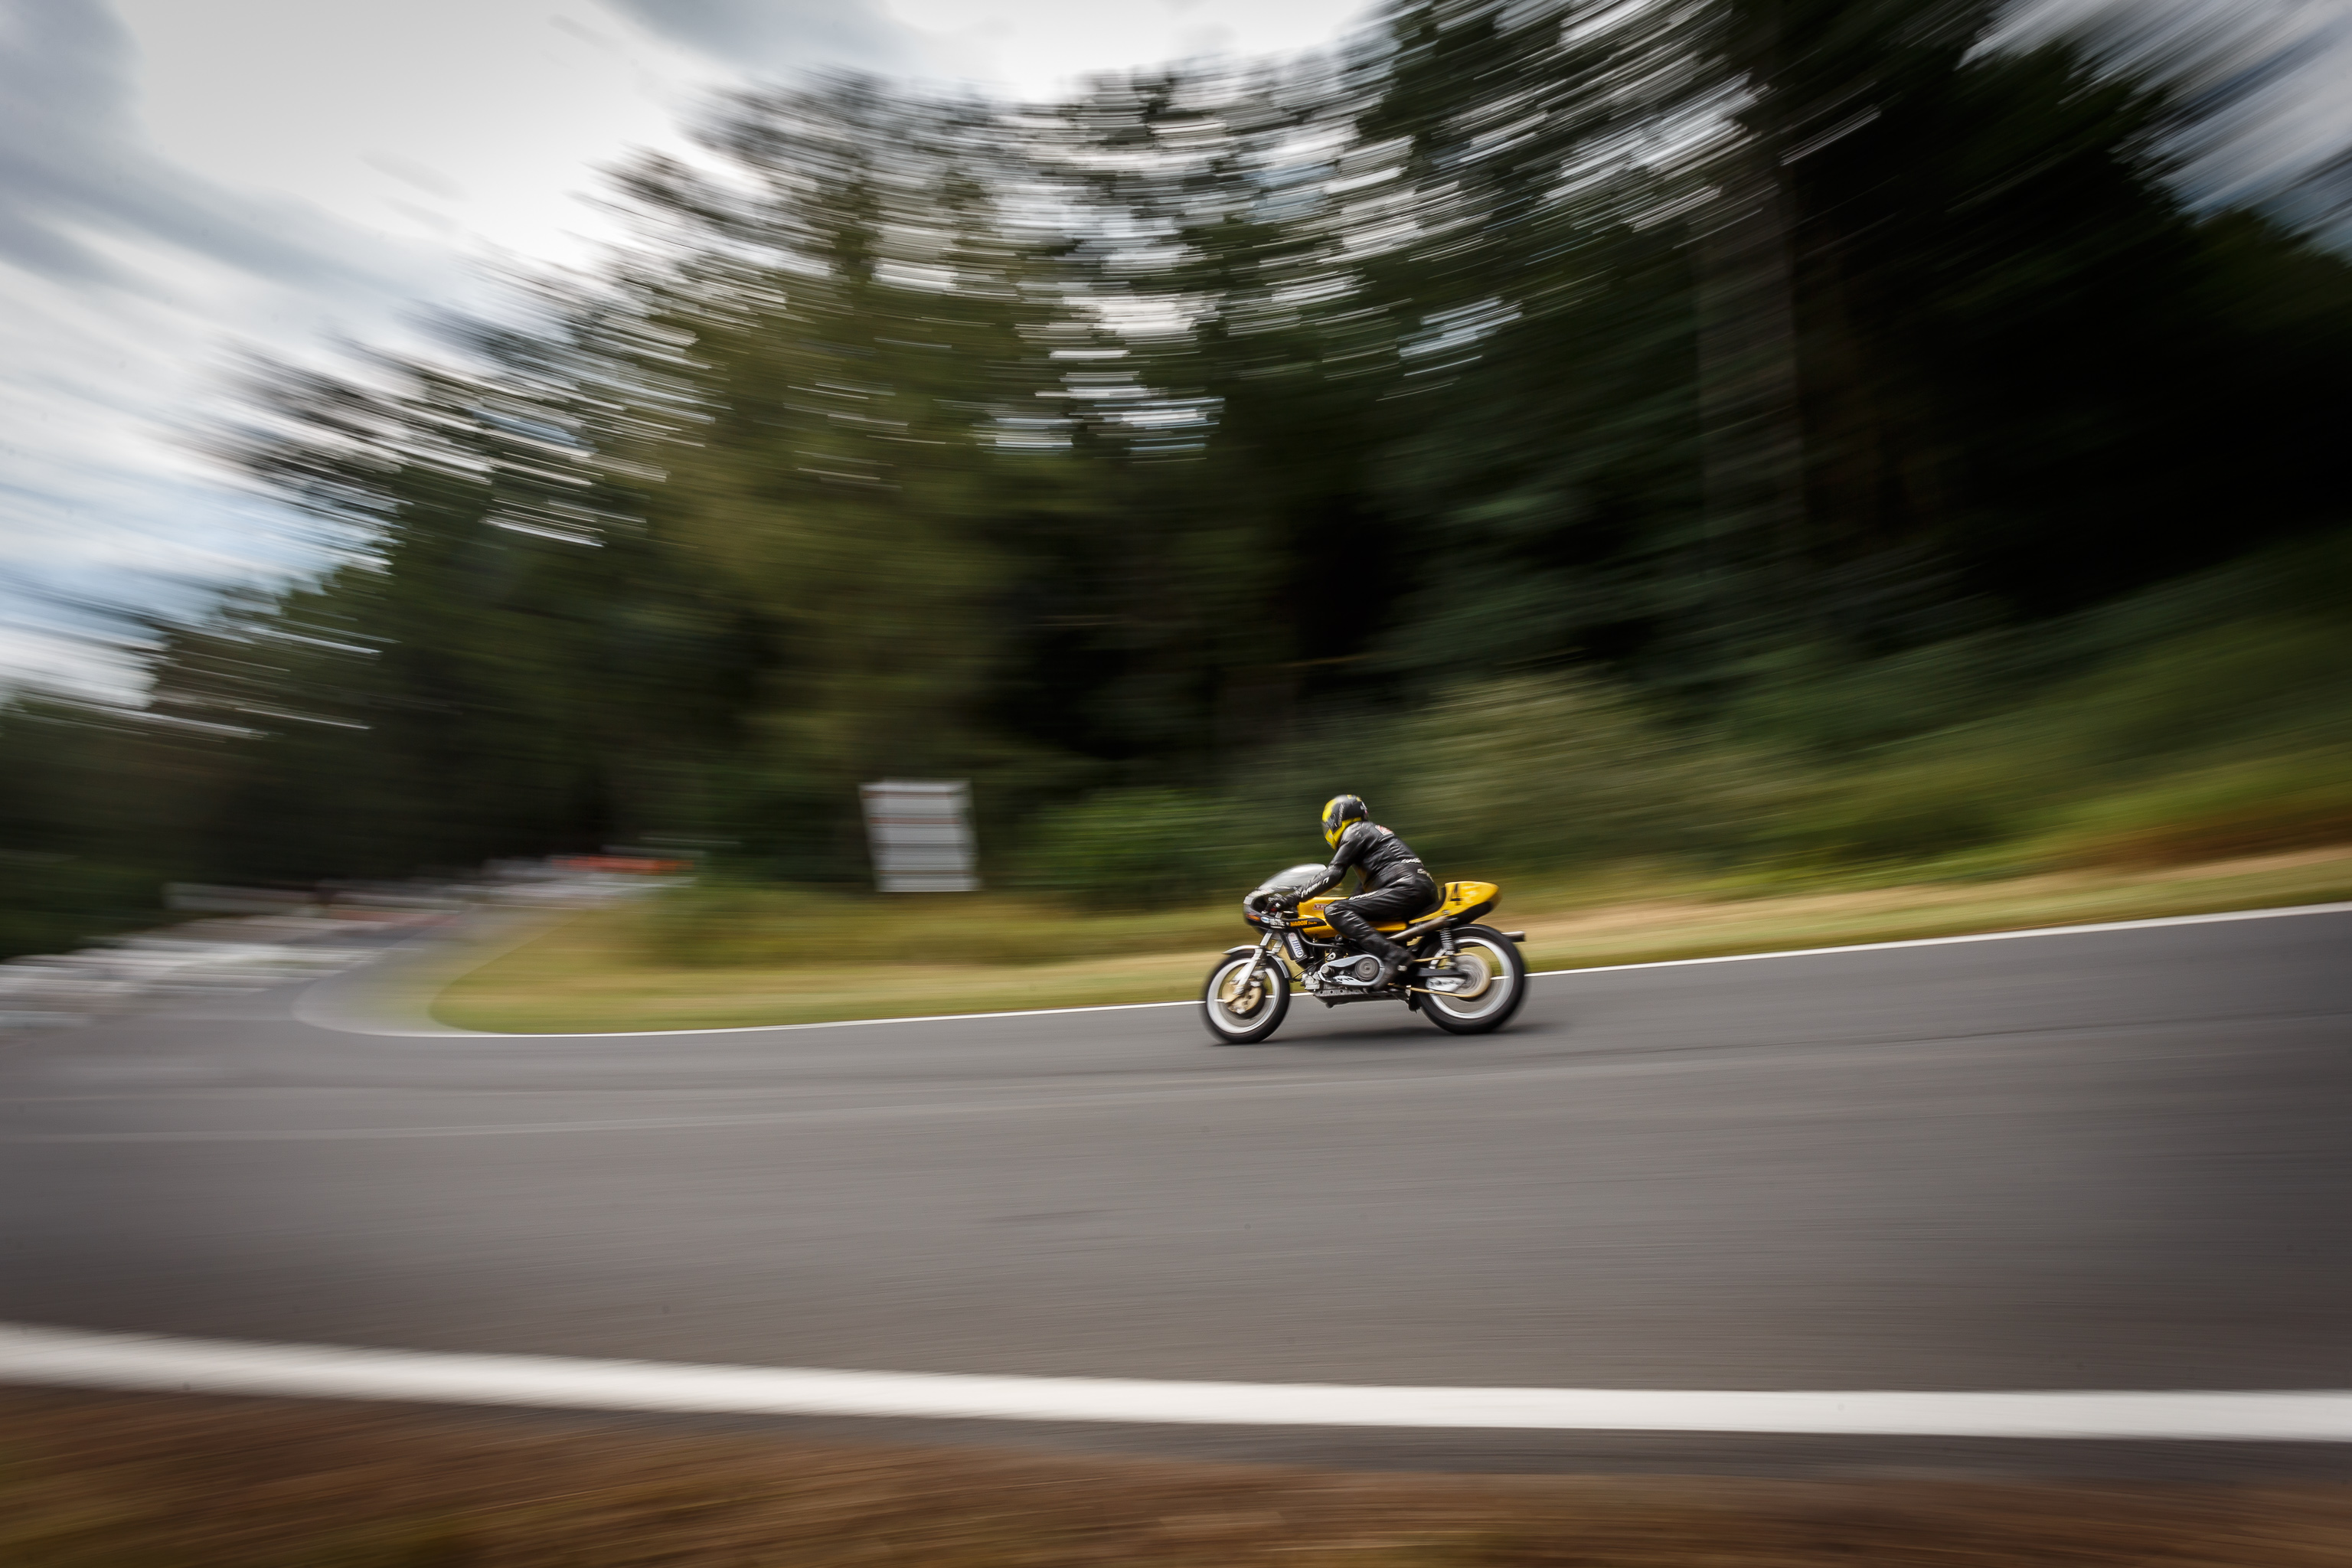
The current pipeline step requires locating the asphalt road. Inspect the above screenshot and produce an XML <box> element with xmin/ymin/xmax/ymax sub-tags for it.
<box><xmin>3</xmin><ymin>907</ymin><xmax>2347</xmax><ymax>1471</ymax></box>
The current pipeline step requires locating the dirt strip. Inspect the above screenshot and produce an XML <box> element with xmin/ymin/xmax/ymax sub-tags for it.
<box><xmin>6</xmin><ymin>1391</ymin><xmax>2350</xmax><ymax>1566</ymax></box>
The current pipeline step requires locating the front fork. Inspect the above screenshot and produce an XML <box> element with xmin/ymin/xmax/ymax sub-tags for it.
<box><xmin>1238</xmin><ymin>928</ymin><xmax>1303</xmax><ymax>994</ymax></box>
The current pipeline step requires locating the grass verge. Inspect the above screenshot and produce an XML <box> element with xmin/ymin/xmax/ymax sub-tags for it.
<box><xmin>433</xmin><ymin>845</ymin><xmax>2352</xmax><ymax>1034</ymax></box>
<box><xmin>6</xmin><ymin>1390</ymin><xmax>2350</xmax><ymax>1567</ymax></box>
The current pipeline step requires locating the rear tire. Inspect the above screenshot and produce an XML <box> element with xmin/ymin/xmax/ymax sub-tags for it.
<box><xmin>1418</xmin><ymin>926</ymin><xmax>1526</xmax><ymax>1035</ymax></box>
<box><xmin>1201</xmin><ymin>953</ymin><xmax>1289</xmax><ymax>1044</ymax></box>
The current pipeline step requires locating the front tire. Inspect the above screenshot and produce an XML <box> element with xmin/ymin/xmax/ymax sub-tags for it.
<box><xmin>1419</xmin><ymin>925</ymin><xmax>1527</xmax><ymax>1035</ymax></box>
<box><xmin>1202</xmin><ymin>952</ymin><xmax>1289</xmax><ymax>1044</ymax></box>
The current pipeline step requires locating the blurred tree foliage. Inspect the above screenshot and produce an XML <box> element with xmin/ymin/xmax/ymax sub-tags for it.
<box><xmin>6</xmin><ymin>0</ymin><xmax>2352</xmax><ymax>948</ymax></box>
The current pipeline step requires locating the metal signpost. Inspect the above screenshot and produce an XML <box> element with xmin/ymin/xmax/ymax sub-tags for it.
<box><xmin>859</xmin><ymin>780</ymin><xmax>979</xmax><ymax>892</ymax></box>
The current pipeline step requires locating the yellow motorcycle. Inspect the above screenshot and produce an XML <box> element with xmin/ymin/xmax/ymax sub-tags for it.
<box><xmin>1201</xmin><ymin>865</ymin><xmax>1528</xmax><ymax>1044</ymax></box>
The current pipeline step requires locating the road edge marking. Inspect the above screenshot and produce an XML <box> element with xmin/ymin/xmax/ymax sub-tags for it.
<box><xmin>4</xmin><ymin>1321</ymin><xmax>2349</xmax><ymax>1440</ymax></box>
<box><xmin>1527</xmin><ymin>899</ymin><xmax>2352</xmax><ymax>978</ymax></box>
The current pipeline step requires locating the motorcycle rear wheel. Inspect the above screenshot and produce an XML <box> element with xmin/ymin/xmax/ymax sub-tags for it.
<box><xmin>1201</xmin><ymin>953</ymin><xmax>1289</xmax><ymax>1044</ymax></box>
<box><xmin>1418</xmin><ymin>925</ymin><xmax>1527</xmax><ymax>1034</ymax></box>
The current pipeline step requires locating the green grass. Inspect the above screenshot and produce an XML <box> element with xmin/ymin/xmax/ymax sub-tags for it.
<box><xmin>629</xmin><ymin>882</ymin><xmax>1246</xmax><ymax>969</ymax></box>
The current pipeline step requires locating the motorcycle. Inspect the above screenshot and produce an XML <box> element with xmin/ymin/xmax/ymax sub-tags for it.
<box><xmin>1200</xmin><ymin>864</ymin><xmax>1529</xmax><ymax>1044</ymax></box>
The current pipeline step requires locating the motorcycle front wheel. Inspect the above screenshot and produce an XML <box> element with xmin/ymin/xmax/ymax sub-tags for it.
<box><xmin>1418</xmin><ymin>925</ymin><xmax>1527</xmax><ymax>1035</ymax></box>
<box><xmin>1201</xmin><ymin>952</ymin><xmax>1289</xmax><ymax>1044</ymax></box>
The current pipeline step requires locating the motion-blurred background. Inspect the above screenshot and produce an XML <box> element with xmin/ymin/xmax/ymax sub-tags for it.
<box><xmin>5</xmin><ymin>0</ymin><xmax>2350</xmax><ymax>964</ymax></box>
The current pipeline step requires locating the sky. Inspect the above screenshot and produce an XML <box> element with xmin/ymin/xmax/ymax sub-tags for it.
<box><xmin>0</xmin><ymin>0</ymin><xmax>1373</xmax><ymax>694</ymax></box>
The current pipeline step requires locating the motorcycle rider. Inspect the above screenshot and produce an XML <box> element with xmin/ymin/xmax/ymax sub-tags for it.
<box><xmin>1264</xmin><ymin>794</ymin><xmax>1439</xmax><ymax>988</ymax></box>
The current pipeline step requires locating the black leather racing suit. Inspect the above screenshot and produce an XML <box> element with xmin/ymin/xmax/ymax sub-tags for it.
<box><xmin>1304</xmin><ymin>822</ymin><xmax>1439</xmax><ymax>963</ymax></box>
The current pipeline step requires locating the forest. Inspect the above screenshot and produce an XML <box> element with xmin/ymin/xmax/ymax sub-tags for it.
<box><xmin>5</xmin><ymin>0</ymin><xmax>2350</xmax><ymax>958</ymax></box>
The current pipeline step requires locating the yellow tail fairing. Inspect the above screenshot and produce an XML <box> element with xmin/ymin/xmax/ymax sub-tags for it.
<box><xmin>1439</xmin><ymin>880</ymin><xmax>1501</xmax><ymax>921</ymax></box>
<box><xmin>1295</xmin><ymin>879</ymin><xmax>1499</xmax><ymax>939</ymax></box>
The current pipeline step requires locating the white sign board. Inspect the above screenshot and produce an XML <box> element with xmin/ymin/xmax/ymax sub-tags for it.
<box><xmin>860</xmin><ymin>780</ymin><xmax>979</xmax><ymax>892</ymax></box>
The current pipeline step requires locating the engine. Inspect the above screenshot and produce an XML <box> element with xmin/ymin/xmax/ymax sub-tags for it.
<box><xmin>1315</xmin><ymin>952</ymin><xmax>1387</xmax><ymax>988</ymax></box>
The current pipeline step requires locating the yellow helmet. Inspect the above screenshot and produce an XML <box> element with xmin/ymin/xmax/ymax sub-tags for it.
<box><xmin>1321</xmin><ymin>793</ymin><xmax>1368</xmax><ymax>848</ymax></box>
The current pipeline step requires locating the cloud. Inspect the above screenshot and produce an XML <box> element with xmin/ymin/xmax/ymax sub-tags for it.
<box><xmin>0</xmin><ymin>0</ymin><xmax>423</xmax><ymax>296</ymax></box>
<box><xmin>602</xmin><ymin>0</ymin><xmax>923</xmax><ymax>77</ymax></box>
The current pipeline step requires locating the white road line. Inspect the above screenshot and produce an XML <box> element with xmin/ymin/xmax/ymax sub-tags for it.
<box><xmin>302</xmin><ymin>900</ymin><xmax>2352</xmax><ymax>1040</ymax></box>
<box><xmin>1528</xmin><ymin>900</ymin><xmax>2352</xmax><ymax>979</ymax></box>
<box><xmin>3</xmin><ymin>1322</ymin><xmax>2347</xmax><ymax>1440</ymax></box>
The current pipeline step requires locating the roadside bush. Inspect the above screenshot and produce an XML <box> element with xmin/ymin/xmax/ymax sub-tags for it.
<box><xmin>1391</xmin><ymin>673</ymin><xmax>1783</xmax><ymax>874</ymax></box>
<box><xmin>1756</xmin><ymin>753</ymin><xmax>2027</xmax><ymax>867</ymax></box>
<box><xmin>1012</xmin><ymin>787</ymin><xmax>1279</xmax><ymax>906</ymax></box>
<box><xmin>1712</xmin><ymin>570</ymin><xmax>2352</xmax><ymax>874</ymax></box>
<box><xmin>2030</xmin><ymin>749</ymin><xmax>2352</xmax><ymax>866</ymax></box>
